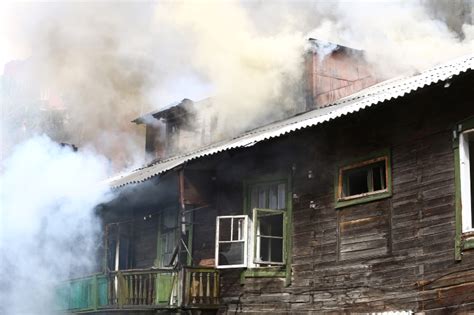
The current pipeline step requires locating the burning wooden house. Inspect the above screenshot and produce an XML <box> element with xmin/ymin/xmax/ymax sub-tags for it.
<box><xmin>58</xmin><ymin>41</ymin><xmax>474</xmax><ymax>314</ymax></box>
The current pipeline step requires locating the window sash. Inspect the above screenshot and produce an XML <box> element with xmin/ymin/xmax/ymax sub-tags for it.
<box><xmin>460</xmin><ymin>131</ymin><xmax>473</xmax><ymax>233</ymax></box>
<box><xmin>253</xmin><ymin>208</ymin><xmax>286</xmax><ymax>265</ymax></box>
<box><xmin>215</xmin><ymin>215</ymin><xmax>248</xmax><ymax>268</ymax></box>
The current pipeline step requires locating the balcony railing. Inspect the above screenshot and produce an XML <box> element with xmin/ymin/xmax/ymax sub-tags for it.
<box><xmin>183</xmin><ymin>267</ymin><xmax>220</xmax><ymax>309</ymax></box>
<box><xmin>57</xmin><ymin>267</ymin><xmax>219</xmax><ymax>313</ymax></box>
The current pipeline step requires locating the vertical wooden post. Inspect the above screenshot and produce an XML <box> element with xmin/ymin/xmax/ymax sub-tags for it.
<box><xmin>178</xmin><ymin>169</ymin><xmax>187</xmax><ymax>267</ymax></box>
<box><xmin>117</xmin><ymin>271</ymin><xmax>125</xmax><ymax>308</ymax></box>
<box><xmin>91</xmin><ymin>274</ymin><xmax>98</xmax><ymax>310</ymax></box>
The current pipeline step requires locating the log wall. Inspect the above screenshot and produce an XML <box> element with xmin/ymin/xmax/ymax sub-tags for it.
<box><xmin>190</xmin><ymin>72</ymin><xmax>474</xmax><ymax>314</ymax></box>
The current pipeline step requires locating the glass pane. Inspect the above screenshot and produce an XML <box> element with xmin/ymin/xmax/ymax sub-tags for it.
<box><xmin>269</xmin><ymin>185</ymin><xmax>278</xmax><ymax>209</ymax></box>
<box><xmin>232</xmin><ymin>217</ymin><xmax>244</xmax><ymax>241</ymax></box>
<box><xmin>163</xmin><ymin>209</ymin><xmax>177</xmax><ymax>229</ymax></box>
<box><xmin>470</xmin><ymin>139</ymin><xmax>474</xmax><ymax>228</ymax></box>
<box><xmin>277</xmin><ymin>183</ymin><xmax>286</xmax><ymax>209</ymax></box>
<box><xmin>258</xmin><ymin>237</ymin><xmax>283</xmax><ymax>263</ymax></box>
<box><xmin>258</xmin><ymin>187</ymin><xmax>266</xmax><ymax>208</ymax></box>
<box><xmin>251</xmin><ymin>187</ymin><xmax>258</xmax><ymax>210</ymax></box>
<box><xmin>107</xmin><ymin>239</ymin><xmax>117</xmax><ymax>270</ymax></box>
<box><xmin>118</xmin><ymin>237</ymin><xmax>130</xmax><ymax>270</ymax></box>
<box><xmin>258</xmin><ymin>213</ymin><xmax>283</xmax><ymax>237</ymax></box>
<box><xmin>218</xmin><ymin>242</ymin><xmax>244</xmax><ymax>265</ymax></box>
<box><xmin>219</xmin><ymin>218</ymin><xmax>232</xmax><ymax>241</ymax></box>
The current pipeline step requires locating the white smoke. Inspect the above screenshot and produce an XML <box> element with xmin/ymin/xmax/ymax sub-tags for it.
<box><xmin>307</xmin><ymin>1</ymin><xmax>474</xmax><ymax>78</ymax></box>
<box><xmin>0</xmin><ymin>2</ymin><xmax>472</xmax><ymax>314</ymax></box>
<box><xmin>0</xmin><ymin>136</ymin><xmax>113</xmax><ymax>315</ymax></box>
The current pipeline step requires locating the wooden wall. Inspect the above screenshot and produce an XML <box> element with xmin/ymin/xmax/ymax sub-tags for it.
<box><xmin>188</xmin><ymin>72</ymin><xmax>474</xmax><ymax>314</ymax></box>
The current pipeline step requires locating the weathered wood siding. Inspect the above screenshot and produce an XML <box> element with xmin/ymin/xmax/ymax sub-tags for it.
<box><xmin>188</xmin><ymin>72</ymin><xmax>474</xmax><ymax>314</ymax></box>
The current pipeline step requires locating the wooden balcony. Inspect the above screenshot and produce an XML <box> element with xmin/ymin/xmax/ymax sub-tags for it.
<box><xmin>57</xmin><ymin>267</ymin><xmax>219</xmax><ymax>313</ymax></box>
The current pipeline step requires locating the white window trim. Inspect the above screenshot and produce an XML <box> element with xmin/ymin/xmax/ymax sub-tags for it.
<box><xmin>460</xmin><ymin>130</ymin><xmax>474</xmax><ymax>233</ymax></box>
<box><xmin>215</xmin><ymin>215</ymin><xmax>248</xmax><ymax>269</ymax></box>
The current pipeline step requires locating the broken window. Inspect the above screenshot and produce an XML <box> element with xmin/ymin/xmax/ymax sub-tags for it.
<box><xmin>459</xmin><ymin>130</ymin><xmax>474</xmax><ymax>233</ymax></box>
<box><xmin>215</xmin><ymin>216</ymin><xmax>248</xmax><ymax>268</ymax></box>
<box><xmin>105</xmin><ymin>222</ymin><xmax>133</xmax><ymax>271</ymax></box>
<box><xmin>341</xmin><ymin>159</ymin><xmax>387</xmax><ymax>197</ymax></box>
<box><xmin>336</xmin><ymin>152</ymin><xmax>392</xmax><ymax>208</ymax></box>
<box><xmin>158</xmin><ymin>208</ymin><xmax>179</xmax><ymax>267</ymax></box>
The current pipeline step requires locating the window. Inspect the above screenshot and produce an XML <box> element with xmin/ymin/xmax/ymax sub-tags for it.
<box><xmin>336</xmin><ymin>151</ymin><xmax>392</xmax><ymax>208</ymax></box>
<box><xmin>106</xmin><ymin>222</ymin><xmax>133</xmax><ymax>271</ymax></box>
<box><xmin>214</xmin><ymin>177</ymin><xmax>291</xmax><ymax>282</ymax></box>
<box><xmin>454</xmin><ymin>120</ymin><xmax>474</xmax><ymax>260</ymax></box>
<box><xmin>215</xmin><ymin>215</ymin><xmax>248</xmax><ymax>268</ymax></box>
<box><xmin>157</xmin><ymin>208</ymin><xmax>178</xmax><ymax>267</ymax></box>
<box><xmin>459</xmin><ymin>130</ymin><xmax>474</xmax><ymax>233</ymax></box>
<box><xmin>254</xmin><ymin>209</ymin><xmax>285</xmax><ymax>265</ymax></box>
<box><xmin>249</xmin><ymin>181</ymin><xmax>287</xmax><ymax>266</ymax></box>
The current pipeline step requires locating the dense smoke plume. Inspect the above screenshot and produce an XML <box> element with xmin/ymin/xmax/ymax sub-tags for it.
<box><xmin>0</xmin><ymin>2</ymin><xmax>472</xmax><ymax>314</ymax></box>
<box><xmin>0</xmin><ymin>136</ymin><xmax>112</xmax><ymax>314</ymax></box>
<box><xmin>2</xmin><ymin>1</ymin><xmax>473</xmax><ymax>162</ymax></box>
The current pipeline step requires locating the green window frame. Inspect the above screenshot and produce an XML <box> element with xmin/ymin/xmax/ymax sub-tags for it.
<box><xmin>242</xmin><ymin>175</ymin><xmax>292</xmax><ymax>284</ymax></box>
<box><xmin>335</xmin><ymin>149</ymin><xmax>392</xmax><ymax>209</ymax></box>
<box><xmin>453</xmin><ymin>117</ymin><xmax>474</xmax><ymax>260</ymax></box>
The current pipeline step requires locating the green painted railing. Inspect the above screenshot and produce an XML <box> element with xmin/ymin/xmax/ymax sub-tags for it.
<box><xmin>58</xmin><ymin>267</ymin><xmax>219</xmax><ymax>313</ymax></box>
<box><xmin>56</xmin><ymin>274</ymin><xmax>108</xmax><ymax>312</ymax></box>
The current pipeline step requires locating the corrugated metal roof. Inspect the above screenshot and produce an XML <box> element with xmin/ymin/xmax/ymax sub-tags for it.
<box><xmin>108</xmin><ymin>54</ymin><xmax>474</xmax><ymax>188</ymax></box>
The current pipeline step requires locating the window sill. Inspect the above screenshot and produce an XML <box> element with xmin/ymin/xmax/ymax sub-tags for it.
<box><xmin>241</xmin><ymin>267</ymin><xmax>286</xmax><ymax>280</ymax></box>
<box><xmin>335</xmin><ymin>191</ymin><xmax>392</xmax><ymax>209</ymax></box>
<box><xmin>462</xmin><ymin>234</ymin><xmax>474</xmax><ymax>250</ymax></box>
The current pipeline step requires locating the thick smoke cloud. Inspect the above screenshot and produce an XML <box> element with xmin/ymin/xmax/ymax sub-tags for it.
<box><xmin>0</xmin><ymin>136</ymin><xmax>112</xmax><ymax>314</ymax></box>
<box><xmin>0</xmin><ymin>2</ymin><xmax>472</xmax><ymax>314</ymax></box>
<box><xmin>2</xmin><ymin>1</ymin><xmax>473</xmax><ymax>163</ymax></box>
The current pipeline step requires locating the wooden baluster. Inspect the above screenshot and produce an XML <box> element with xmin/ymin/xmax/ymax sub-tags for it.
<box><xmin>198</xmin><ymin>272</ymin><xmax>203</xmax><ymax>304</ymax></box>
<box><xmin>124</xmin><ymin>275</ymin><xmax>128</xmax><ymax>305</ymax></box>
<box><xmin>191</xmin><ymin>272</ymin><xmax>196</xmax><ymax>304</ymax></box>
<box><xmin>139</xmin><ymin>274</ymin><xmax>144</xmax><ymax>305</ymax></box>
<box><xmin>129</xmin><ymin>275</ymin><xmax>132</xmax><ymax>305</ymax></box>
<box><xmin>206</xmin><ymin>272</ymin><xmax>211</xmax><ymax>304</ymax></box>
<box><xmin>131</xmin><ymin>274</ymin><xmax>135</xmax><ymax>305</ymax></box>
<box><xmin>125</xmin><ymin>274</ymin><xmax>129</xmax><ymax>305</ymax></box>
<box><xmin>146</xmin><ymin>273</ymin><xmax>151</xmax><ymax>305</ymax></box>
<box><xmin>213</xmin><ymin>272</ymin><xmax>218</xmax><ymax>304</ymax></box>
<box><xmin>138</xmin><ymin>274</ymin><xmax>142</xmax><ymax>305</ymax></box>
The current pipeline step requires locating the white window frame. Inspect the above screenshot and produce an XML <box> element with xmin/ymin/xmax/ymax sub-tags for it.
<box><xmin>215</xmin><ymin>215</ymin><xmax>248</xmax><ymax>269</ymax></box>
<box><xmin>460</xmin><ymin>130</ymin><xmax>474</xmax><ymax>233</ymax></box>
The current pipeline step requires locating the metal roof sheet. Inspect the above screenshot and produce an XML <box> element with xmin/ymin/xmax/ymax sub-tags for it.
<box><xmin>108</xmin><ymin>54</ymin><xmax>474</xmax><ymax>188</ymax></box>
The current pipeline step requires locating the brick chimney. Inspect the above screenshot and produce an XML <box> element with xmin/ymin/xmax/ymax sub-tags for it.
<box><xmin>305</xmin><ymin>38</ymin><xmax>378</xmax><ymax>110</ymax></box>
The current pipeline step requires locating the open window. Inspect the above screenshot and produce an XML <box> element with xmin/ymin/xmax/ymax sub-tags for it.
<box><xmin>215</xmin><ymin>215</ymin><xmax>248</xmax><ymax>268</ymax></box>
<box><xmin>459</xmin><ymin>130</ymin><xmax>474</xmax><ymax>233</ymax></box>
<box><xmin>455</xmin><ymin>121</ymin><xmax>474</xmax><ymax>260</ymax></box>
<box><xmin>106</xmin><ymin>222</ymin><xmax>133</xmax><ymax>271</ymax></box>
<box><xmin>336</xmin><ymin>152</ymin><xmax>392</xmax><ymax>208</ymax></box>
<box><xmin>253</xmin><ymin>209</ymin><xmax>285</xmax><ymax>265</ymax></box>
<box><xmin>249</xmin><ymin>180</ymin><xmax>288</xmax><ymax>268</ymax></box>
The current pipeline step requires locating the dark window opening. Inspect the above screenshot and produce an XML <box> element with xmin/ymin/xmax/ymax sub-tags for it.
<box><xmin>106</xmin><ymin>222</ymin><xmax>133</xmax><ymax>271</ymax></box>
<box><xmin>255</xmin><ymin>211</ymin><xmax>284</xmax><ymax>264</ymax></box>
<box><xmin>341</xmin><ymin>159</ymin><xmax>387</xmax><ymax>199</ymax></box>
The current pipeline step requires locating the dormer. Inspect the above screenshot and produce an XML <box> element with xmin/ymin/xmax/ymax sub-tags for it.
<box><xmin>133</xmin><ymin>98</ymin><xmax>216</xmax><ymax>161</ymax></box>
